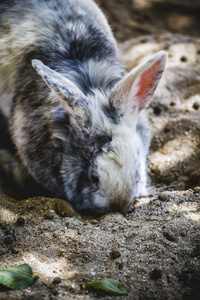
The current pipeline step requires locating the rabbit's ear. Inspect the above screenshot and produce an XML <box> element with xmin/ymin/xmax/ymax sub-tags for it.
<box><xmin>109</xmin><ymin>51</ymin><xmax>167</xmax><ymax>125</ymax></box>
<box><xmin>32</xmin><ymin>59</ymin><xmax>91</xmax><ymax>129</ymax></box>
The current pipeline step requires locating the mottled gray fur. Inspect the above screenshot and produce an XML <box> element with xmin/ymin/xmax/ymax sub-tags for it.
<box><xmin>0</xmin><ymin>0</ymin><xmax>167</xmax><ymax>215</ymax></box>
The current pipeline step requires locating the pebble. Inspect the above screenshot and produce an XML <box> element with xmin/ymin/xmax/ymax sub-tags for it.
<box><xmin>11</xmin><ymin>247</ymin><xmax>20</xmax><ymax>254</ymax></box>
<box><xmin>52</xmin><ymin>277</ymin><xmax>61</xmax><ymax>284</ymax></box>
<box><xmin>115</xmin><ymin>260</ymin><xmax>123</xmax><ymax>269</ymax></box>
<box><xmin>44</xmin><ymin>213</ymin><xmax>54</xmax><ymax>220</ymax></box>
<box><xmin>0</xmin><ymin>247</ymin><xmax>6</xmax><ymax>255</ymax></box>
<box><xmin>57</xmin><ymin>200</ymin><xmax>75</xmax><ymax>217</ymax></box>
<box><xmin>68</xmin><ymin>252</ymin><xmax>72</xmax><ymax>260</ymax></box>
<box><xmin>163</xmin><ymin>231</ymin><xmax>176</xmax><ymax>242</ymax></box>
<box><xmin>193</xmin><ymin>186</ymin><xmax>200</xmax><ymax>194</ymax></box>
<box><xmin>16</xmin><ymin>217</ymin><xmax>25</xmax><ymax>226</ymax></box>
<box><xmin>110</xmin><ymin>250</ymin><xmax>121</xmax><ymax>259</ymax></box>
<box><xmin>158</xmin><ymin>193</ymin><xmax>170</xmax><ymax>202</ymax></box>
<box><xmin>91</xmin><ymin>219</ymin><xmax>98</xmax><ymax>225</ymax></box>
<box><xmin>52</xmin><ymin>287</ymin><xmax>59</xmax><ymax>296</ymax></box>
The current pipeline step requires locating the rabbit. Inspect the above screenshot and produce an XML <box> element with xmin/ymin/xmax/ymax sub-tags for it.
<box><xmin>0</xmin><ymin>0</ymin><xmax>167</xmax><ymax>216</ymax></box>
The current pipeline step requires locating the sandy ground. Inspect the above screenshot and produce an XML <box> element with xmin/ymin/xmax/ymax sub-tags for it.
<box><xmin>0</xmin><ymin>0</ymin><xmax>200</xmax><ymax>299</ymax></box>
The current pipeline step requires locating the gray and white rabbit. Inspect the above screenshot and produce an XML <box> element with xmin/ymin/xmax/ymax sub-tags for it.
<box><xmin>0</xmin><ymin>0</ymin><xmax>167</xmax><ymax>215</ymax></box>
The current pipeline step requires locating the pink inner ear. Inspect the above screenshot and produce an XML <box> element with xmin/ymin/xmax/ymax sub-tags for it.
<box><xmin>135</xmin><ymin>60</ymin><xmax>162</xmax><ymax>109</ymax></box>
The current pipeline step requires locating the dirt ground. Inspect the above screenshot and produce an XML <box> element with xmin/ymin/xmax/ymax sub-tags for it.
<box><xmin>0</xmin><ymin>0</ymin><xmax>200</xmax><ymax>299</ymax></box>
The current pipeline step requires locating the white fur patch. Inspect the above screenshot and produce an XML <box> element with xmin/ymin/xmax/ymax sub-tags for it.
<box><xmin>11</xmin><ymin>108</ymin><xmax>27</xmax><ymax>152</ymax></box>
<box><xmin>93</xmin><ymin>194</ymin><xmax>108</xmax><ymax>208</ymax></box>
<box><xmin>95</xmin><ymin>121</ymin><xmax>144</xmax><ymax>213</ymax></box>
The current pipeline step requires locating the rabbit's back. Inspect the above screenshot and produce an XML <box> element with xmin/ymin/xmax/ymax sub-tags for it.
<box><xmin>0</xmin><ymin>0</ymin><xmax>122</xmax><ymax>118</ymax></box>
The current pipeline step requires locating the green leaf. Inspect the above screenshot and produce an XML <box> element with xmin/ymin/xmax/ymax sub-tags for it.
<box><xmin>82</xmin><ymin>278</ymin><xmax>128</xmax><ymax>295</ymax></box>
<box><xmin>145</xmin><ymin>213</ymin><xmax>177</xmax><ymax>222</ymax></box>
<box><xmin>0</xmin><ymin>264</ymin><xmax>36</xmax><ymax>290</ymax></box>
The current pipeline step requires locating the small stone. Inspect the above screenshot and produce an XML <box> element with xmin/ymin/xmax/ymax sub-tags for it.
<box><xmin>52</xmin><ymin>287</ymin><xmax>59</xmax><ymax>296</ymax></box>
<box><xmin>52</xmin><ymin>277</ymin><xmax>61</xmax><ymax>284</ymax></box>
<box><xmin>11</xmin><ymin>247</ymin><xmax>19</xmax><ymax>254</ymax></box>
<box><xmin>163</xmin><ymin>231</ymin><xmax>176</xmax><ymax>242</ymax></box>
<box><xmin>26</xmin><ymin>205</ymin><xmax>35</xmax><ymax>211</ymax></box>
<box><xmin>150</xmin><ymin>268</ymin><xmax>162</xmax><ymax>280</ymax></box>
<box><xmin>193</xmin><ymin>186</ymin><xmax>200</xmax><ymax>194</ymax></box>
<box><xmin>68</xmin><ymin>252</ymin><xmax>72</xmax><ymax>260</ymax></box>
<box><xmin>91</xmin><ymin>219</ymin><xmax>98</xmax><ymax>225</ymax></box>
<box><xmin>115</xmin><ymin>261</ymin><xmax>123</xmax><ymax>269</ymax></box>
<box><xmin>4</xmin><ymin>235</ymin><xmax>15</xmax><ymax>245</ymax></box>
<box><xmin>158</xmin><ymin>193</ymin><xmax>170</xmax><ymax>202</ymax></box>
<box><xmin>57</xmin><ymin>250</ymin><xmax>64</xmax><ymax>256</ymax></box>
<box><xmin>0</xmin><ymin>247</ymin><xmax>6</xmax><ymax>255</ymax></box>
<box><xmin>140</xmin><ymin>37</ymin><xmax>152</xmax><ymax>43</ymax></box>
<box><xmin>57</xmin><ymin>200</ymin><xmax>75</xmax><ymax>217</ymax></box>
<box><xmin>193</xmin><ymin>101</ymin><xmax>200</xmax><ymax>110</ymax></box>
<box><xmin>53</xmin><ymin>232</ymin><xmax>59</xmax><ymax>238</ymax></box>
<box><xmin>110</xmin><ymin>250</ymin><xmax>121</xmax><ymax>259</ymax></box>
<box><xmin>44</xmin><ymin>213</ymin><xmax>54</xmax><ymax>220</ymax></box>
<box><xmin>16</xmin><ymin>217</ymin><xmax>25</xmax><ymax>226</ymax></box>
<box><xmin>153</xmin><ymin>106</ymin><xmax>162</xmax><ymax>115</ymax></box>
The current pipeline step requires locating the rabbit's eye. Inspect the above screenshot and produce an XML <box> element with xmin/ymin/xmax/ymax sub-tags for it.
<box><xmin>91</xmin><ymin>174</ymin><xmax>99</xmax><ymax>185</ymax></box>
<box><xmin>89</xmin><ymin>169</ymin><xmax>100</xmax><ymax>187</ymax></box>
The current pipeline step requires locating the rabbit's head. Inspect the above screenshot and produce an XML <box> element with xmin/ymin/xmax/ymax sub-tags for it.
<box><xmin>32</xmin><ymin>51</ymin><xmax>167</xmax><ymax>216</ymax></box>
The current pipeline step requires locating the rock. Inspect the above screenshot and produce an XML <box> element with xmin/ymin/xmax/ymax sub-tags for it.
<box><xmin>52</xmin><ymin>277</ymin><xmax>61</xmax><ymax>284</ymax></box>
<box><xmin>163</xmin><ymin>231</ymin><xmax>176</xmax><ymax>242</ymax></box>
<box><xmin>11</xmin><ymin>247</ymin><xmax>19</xmax><ymax>254</ymax></box>
<box><xmin>57</xmin><ymin>200</ymin><xmax>75</xmax><ymax>217</ymax></box>
<box><xmin>0</xmin><ymin>247</ymin><xmax>6</xmax><ymax>255</ymax></box>
<box><xmin>158</xmin><ymin>193</ymin><xmax>170</xmax><ymax>202</ymax></box>
<box><xmin>44</xmin><ymin>213</ymin><xmax>54</xmax><ymax>220</ymax></box>
<box><xmin>16</xmin><ymin>217</ymin><xmax>25</xmax><ymax>226</ymax></box>
<box><xmin>110</xmin><ymin>250</ymin><xmax>121</xmax><ymax>259</ymax></box>
<box><xmin>193</xmin><ymin>187</ymin><xmax>200</xmax><ymax>194</ymax></box>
